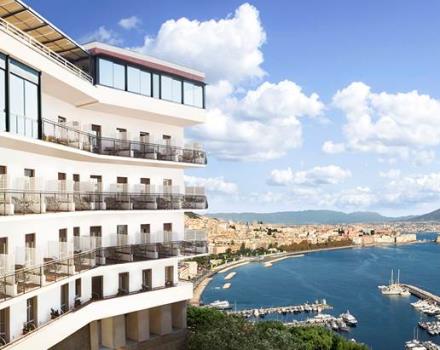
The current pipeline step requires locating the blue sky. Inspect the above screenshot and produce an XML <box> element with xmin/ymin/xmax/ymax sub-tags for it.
<box><xmin>28</xmin><ymin>0</ymin><xmax>440</xmax><ymax>216</ymax></box>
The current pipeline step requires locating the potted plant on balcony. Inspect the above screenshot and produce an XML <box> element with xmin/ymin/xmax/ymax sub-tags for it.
<box><xmin>50</xmin><ymin>308</ymin><xmax>60</xmax><ymax>319</ymax></box>
<box><xmin>22</xmin><ymin>321</ymin><xmax>36</xmax><ymax>335</ymax></box>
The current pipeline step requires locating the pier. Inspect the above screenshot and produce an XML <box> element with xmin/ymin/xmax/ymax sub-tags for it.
<box><xmin>402</xmin><ymin>284</ymin><xmax>440</xmax><ymax>304</ymax></box>
<box><xmin>227</xmin><ymin>301</ymin><xmax>332</xmax><ymax>318</ymax></box>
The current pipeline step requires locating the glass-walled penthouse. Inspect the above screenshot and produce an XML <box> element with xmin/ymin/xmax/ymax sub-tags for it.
<box><xmin>96</xmin><ymin>56</ymin><xmax>205</xmax><ymax>109</ymax></box>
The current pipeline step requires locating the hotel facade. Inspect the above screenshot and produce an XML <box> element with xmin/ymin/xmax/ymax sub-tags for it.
<box><xmin>0</xmin><ymin>1</ymin><xmax>208</xmax><ymax>349</ymax></box>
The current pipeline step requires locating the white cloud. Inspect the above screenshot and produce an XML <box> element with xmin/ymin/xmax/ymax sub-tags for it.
<box><xmin>79</xmin><ymin>26</ymin><xmax>123</xmax><ymax>45</ymax></box>
<box><xmin>330</xmin><ymin>81</ymin><xmax>440</xmax><ymax>164</ymax></box>
<box><xmin>268</xmin><ymin>165</ymin><xmax>351</xmax><ymax>186</ymax></box>
<box><xmin>184</xmin><ymin>175</ymin><xmax>238</xmax><ymax>194</ymax></box>
<box><xmin>322</xmin><ymin>141</ymin><xmax>345</xmax><ymax>154</ymax></box>
<box><xmin>191</xmin><ymin>80</ymin><xmax>324</xmax><ymax>161</ymax></box>
<box><xmin>133</xmin><ymin>3</ymin><xmax>266</xmax><ymax>84</ymax></box>
<box><xmin>119</xmin><ymin>16</ymin><xmax>141</xmax><ymax>30</ymax></box>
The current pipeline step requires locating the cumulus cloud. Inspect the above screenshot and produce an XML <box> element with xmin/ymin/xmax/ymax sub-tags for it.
<box><xmin>133</xmin><ymin>3</ymin><xmax>266</xmax><ymax>84</ymax></box>
<box><xmin>184</xmin><ymin>175</ymin><xmax>238</xmax><ymax>194</ymax></box>
<box><xmin>330</xmin><ymin>81</ymin><xmax>440</xmax><ymax>163</ymax></box>
<box><xmin>191</xmin><ymin>80</ymin><xmax>324</xmax><ymax>161</ymax></box>
<box><xmin>119</xmin><ymin>16</ymin><xmax>141</xmax><ymax>30</ymax></box>
<box><xmin>268</xmin><ymin>165</ymin><xmax>351</xmax><ymax>186</ymax></box>
<box><xmin>79</xmin><ymin>26</ymin><xmax>123</xmax><ymax>45</ymax></box>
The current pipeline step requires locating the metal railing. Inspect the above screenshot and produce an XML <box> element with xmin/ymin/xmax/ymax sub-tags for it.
<box><xmin>0</xmin><ymin>17</ymin><xmax>93</xmax><ymax>84</ymax></box>
<box><xmin>42</xmin><ymin>118</ymin><xmax>207</xmax><ymax>165</ymax></box>
<box><xmin>0</xmin><ymin>189</ymin><xmax>208</xmax><ymax>216</ymax></box>
<box><xmin>0</xmin><ymin>240</ymin><xmax>207</xmax><ymax>302</ymax></box>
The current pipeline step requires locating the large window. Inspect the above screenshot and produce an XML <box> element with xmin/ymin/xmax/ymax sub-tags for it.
<box><xmin>0</xmin><ymin>54</ymin><xmax>5</xmax><ymax>132</ymax></box>
<box><xmin>98</xmin><ymin>58</ymin><xmax>125</xmax><ymax>90</ymax></box>
<box><xmin>128</xmin><ymin>67</ymin><xmax>151</xmax><ymax>96</ymax></box>
<box><xmin>97</xmin><ymin>56</ymin><xmax>205</xmax><ymax>108</ymax></box>
<box><xmin>9</xmin><ymin>59</ymin><xmax>39</xmax><ymax>139</ymax></box>
<box><xmin>161</xmin><ymin>75</ymin><xmax>182</xmax><ymax>103</ymax></box>
<box><xmin>184</xmin><ymin>81</ymin><xmax>204</xmax><ymax>108</ymax></box>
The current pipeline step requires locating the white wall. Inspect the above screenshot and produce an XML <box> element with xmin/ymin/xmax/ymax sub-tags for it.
<box><xmin>4</xmin><ymin>259</ymin><xmax>186</xmax><ymax>346</ymax></box>
<box><xmin>43</xmin><ymin>94</ymin><xmax>185</xmax><ymax>146</ymax></box>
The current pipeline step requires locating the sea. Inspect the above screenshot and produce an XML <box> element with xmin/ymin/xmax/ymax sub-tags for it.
<box><xmin>201</xmin><ymin>233</ymin><xmax>440</xmax><ymax>350</ymax></box>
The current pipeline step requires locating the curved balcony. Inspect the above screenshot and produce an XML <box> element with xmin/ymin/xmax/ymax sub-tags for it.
<box><xmin>0</xmin><ymin>237</ymin><xmax>207</xmax><ymax>302</ymax></box>
<box><xmin>0</xmin><ymin>188</ymin><xmax>208</xmax><ymax>216</ymax></box>
<box><xmin>41</xmin><ymin>118</ymin><xmax>207</xmax><ymax>165</ymax></box>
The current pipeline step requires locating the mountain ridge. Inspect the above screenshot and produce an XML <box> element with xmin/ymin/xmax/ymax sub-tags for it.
<box><xmin>206</xmin><ymin>210</ymin><xmax>415</xmax><ymax>225</ymax></box>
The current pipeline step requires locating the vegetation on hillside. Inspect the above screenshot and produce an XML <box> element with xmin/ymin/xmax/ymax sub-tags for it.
<box><xmin>187</xmin><ymin>307</ymin><xmax>368</xmax><ymax>350</ymax></box>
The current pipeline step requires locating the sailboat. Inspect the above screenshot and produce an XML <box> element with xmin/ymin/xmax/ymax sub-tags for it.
<box><xmin>380</xmin><ymin>269</ymin><xmax>408</xmax><ymax>295</ymax></box>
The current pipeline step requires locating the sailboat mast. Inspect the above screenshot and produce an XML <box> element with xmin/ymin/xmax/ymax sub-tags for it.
<box><xmin>391</xmin><ymin>269</ymin><xmax>394</xmax><ymax>285</ymax></box>
<box><xmin>397</xmin><ymin>269</ymin><xmax>400</xmax><ymax>285</ymax></box>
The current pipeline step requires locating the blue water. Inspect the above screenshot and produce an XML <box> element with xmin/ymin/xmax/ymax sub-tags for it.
<box><xmin>202</xmin><ymin>234</ymin><xmax>440</xmax><ymax>350</ymax></box>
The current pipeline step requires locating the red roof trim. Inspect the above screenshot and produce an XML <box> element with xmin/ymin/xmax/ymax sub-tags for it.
<box><xmin>89</xmin><ymin>48</ymin><xmax>205</xmax><ymax>83</ymax></box>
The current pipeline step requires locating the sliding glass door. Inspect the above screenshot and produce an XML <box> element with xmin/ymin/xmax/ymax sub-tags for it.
<box><xmin>8</xmin><ymin>59</ymin><xmax>39</xmax><ymax>139</ymax></box>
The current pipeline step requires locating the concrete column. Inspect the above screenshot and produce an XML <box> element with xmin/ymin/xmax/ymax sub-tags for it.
<box><xmin>172</xmin><ymin>301</ymin><xmax>187</xmax><ymax>329</ymax></box>
<box><xmin>126</xmin><ymin>309</ymin><xmax>150</xmax><ymax>342</ymax></box>
<box><xmin>89</xmin><ymin>321</ymin><xmax>99</xmax><ymax>350</ymax></box>
<box><xmin>149</xmin><ymin>304</ymin><xmax>172</xmax><ymax>336</ymax></box>
<box><xmin>101</xmin><ymin>315</ymin><xmax>126</xmax><ymax>349</ymax></box>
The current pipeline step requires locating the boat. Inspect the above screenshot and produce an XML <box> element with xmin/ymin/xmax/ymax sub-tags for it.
<box><xmin>209</xmin><ymin>300</ymin><xmax>232</xmax><ymax>310</ymax></box>
<box><xmin>340</xmin><ymin>310</ymin><xmax>358</xmax><ymax>326</ymax></box>
<box><xmin>380</xmin><ymin>269</ymin><xmax>409</xmax><ymax>296</ymax></box>
<box><xmin>400</xmin><ymin>289</ymin><xmax>411</xmax><ymax>297</ymax></box>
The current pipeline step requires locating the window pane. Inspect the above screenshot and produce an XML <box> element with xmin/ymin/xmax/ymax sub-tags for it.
<box><xmin>194</xmin><ymin>85</ymin><xmax>203</xmax><ymax>108</ymax></box>
<box><xmin>127</xmin><ymin>66</ymin><xmax>140</xmax><ymax>93</ymax></box>
<box><xmin>161</xmin><ymin>75</ymin><xmax>172</xmax><ymax>101</ymax></box>
<box><xmin>113</xmin><ymin>63</ymin><xmax>125</xmax><ymax>90</ymax></box>
<box><xmin>0</xmin><ymin>69</ymin><xmax>5</xmax><ymax>131</ymax></box>
<box><xmin>152</xmin><ymin>74</ymin><xmax>160</xmax><ymax>98</ymax></box>
<box><xmin>0</xmin><ymin>54</ymin><xmax>5</xmax><ymax>70</ymax></box>
<box><xmin>183</xmin><ymin>82</ymin><xmax>194</xmax><ymax>106</ymax></box>
<box><xmin>172</xmin><ymin>79</ymin><xmax>182</xmax><ymax>103</ymax></box>
<box><xmin>10</xmin><ymin>75</ymin><xmax>25</xmax><ymax>132</ymax></box>
<box><xmin>24</xmin><ymin>81</ymin><xmax>38</xmax><ymax>138</ymax></box>
<box><xmin>9</xmin><ymin>59</ymin><xmax>38</xmax><ymax>84</ymax></box>
<box><xmin>98</xmin><ymin>58</ymin><xmax>113</xmax><ymax>87</ymax></box>
<box><xmin>140</xmin><ymin>71</ymin><xmax>151</xmax><ymax>96</ymax></box>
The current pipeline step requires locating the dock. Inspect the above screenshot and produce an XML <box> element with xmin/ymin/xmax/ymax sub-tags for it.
<box><xmin>227</xmin><ymin>301</ymin><xmax>331</xmax><ymax>318</ymax></box>
<box><xmin>402</xmin><ymin>284</ymin><xmax>440</xmax><ymax>304</ymax></box>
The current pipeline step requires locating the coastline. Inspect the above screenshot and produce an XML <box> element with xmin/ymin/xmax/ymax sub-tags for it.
<box><xmin>191</xmin><ymin>239</ymin><xmax>431</xmax><ymax>306</ymax></box>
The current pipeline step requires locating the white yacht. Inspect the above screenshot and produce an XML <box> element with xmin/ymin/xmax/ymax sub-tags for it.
<box><xmin>340</xmin><ymin>310</ymin><xmax>358</xmax><ymax>326</ymax></box>
<box><xmin>209</xmin><ymin>300</ymin><xmax>232</xmax><ymax>310</ymax></box>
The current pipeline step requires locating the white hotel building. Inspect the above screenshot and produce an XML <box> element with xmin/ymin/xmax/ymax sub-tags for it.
<box><xmin>0</xmin><ymin>1</ymin><xmax>208</xmax><ymax>349</ymax></box>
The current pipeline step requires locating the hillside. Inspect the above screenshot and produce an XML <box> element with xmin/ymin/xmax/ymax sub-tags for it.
<box><xmin>409</xmin><ymin>209</ymin><xmax>440</xmax><ymax>222</ymax></box>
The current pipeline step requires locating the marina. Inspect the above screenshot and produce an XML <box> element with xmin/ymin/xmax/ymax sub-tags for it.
<box><xmin>227</xmin><ymin>300</ymin><xmax>332</xmax><ymax>318</ymax></box>
<box><xmin>202</xmin><ymin>238</ymin><xmax>440</xmax><ymax>349</ymax></box>
<box><xmin>286</xmin><ymin>311</ymin><xmax>358</xmax><ymax>333</ymax></box>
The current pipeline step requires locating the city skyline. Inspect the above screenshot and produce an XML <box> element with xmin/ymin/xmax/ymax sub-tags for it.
<box><xmin>27</xmin><ymin>0</ymin><xmax>440</xmax><ymax>216</ymax></box>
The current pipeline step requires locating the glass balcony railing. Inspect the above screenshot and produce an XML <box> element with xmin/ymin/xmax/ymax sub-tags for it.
<box><xmin>0</xmin><ymin>188</ymin><xmax>208</xmax><ymax>216</ymax></box>
<box><xmin>41</xmin><ymin>119</ymin><xmax>207</xmax><ymax>165</ymax></box>
<box><xmin>0</xmin><ymin>238</ymin><xmax>207</xmax><ymax>302</ymax></box>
